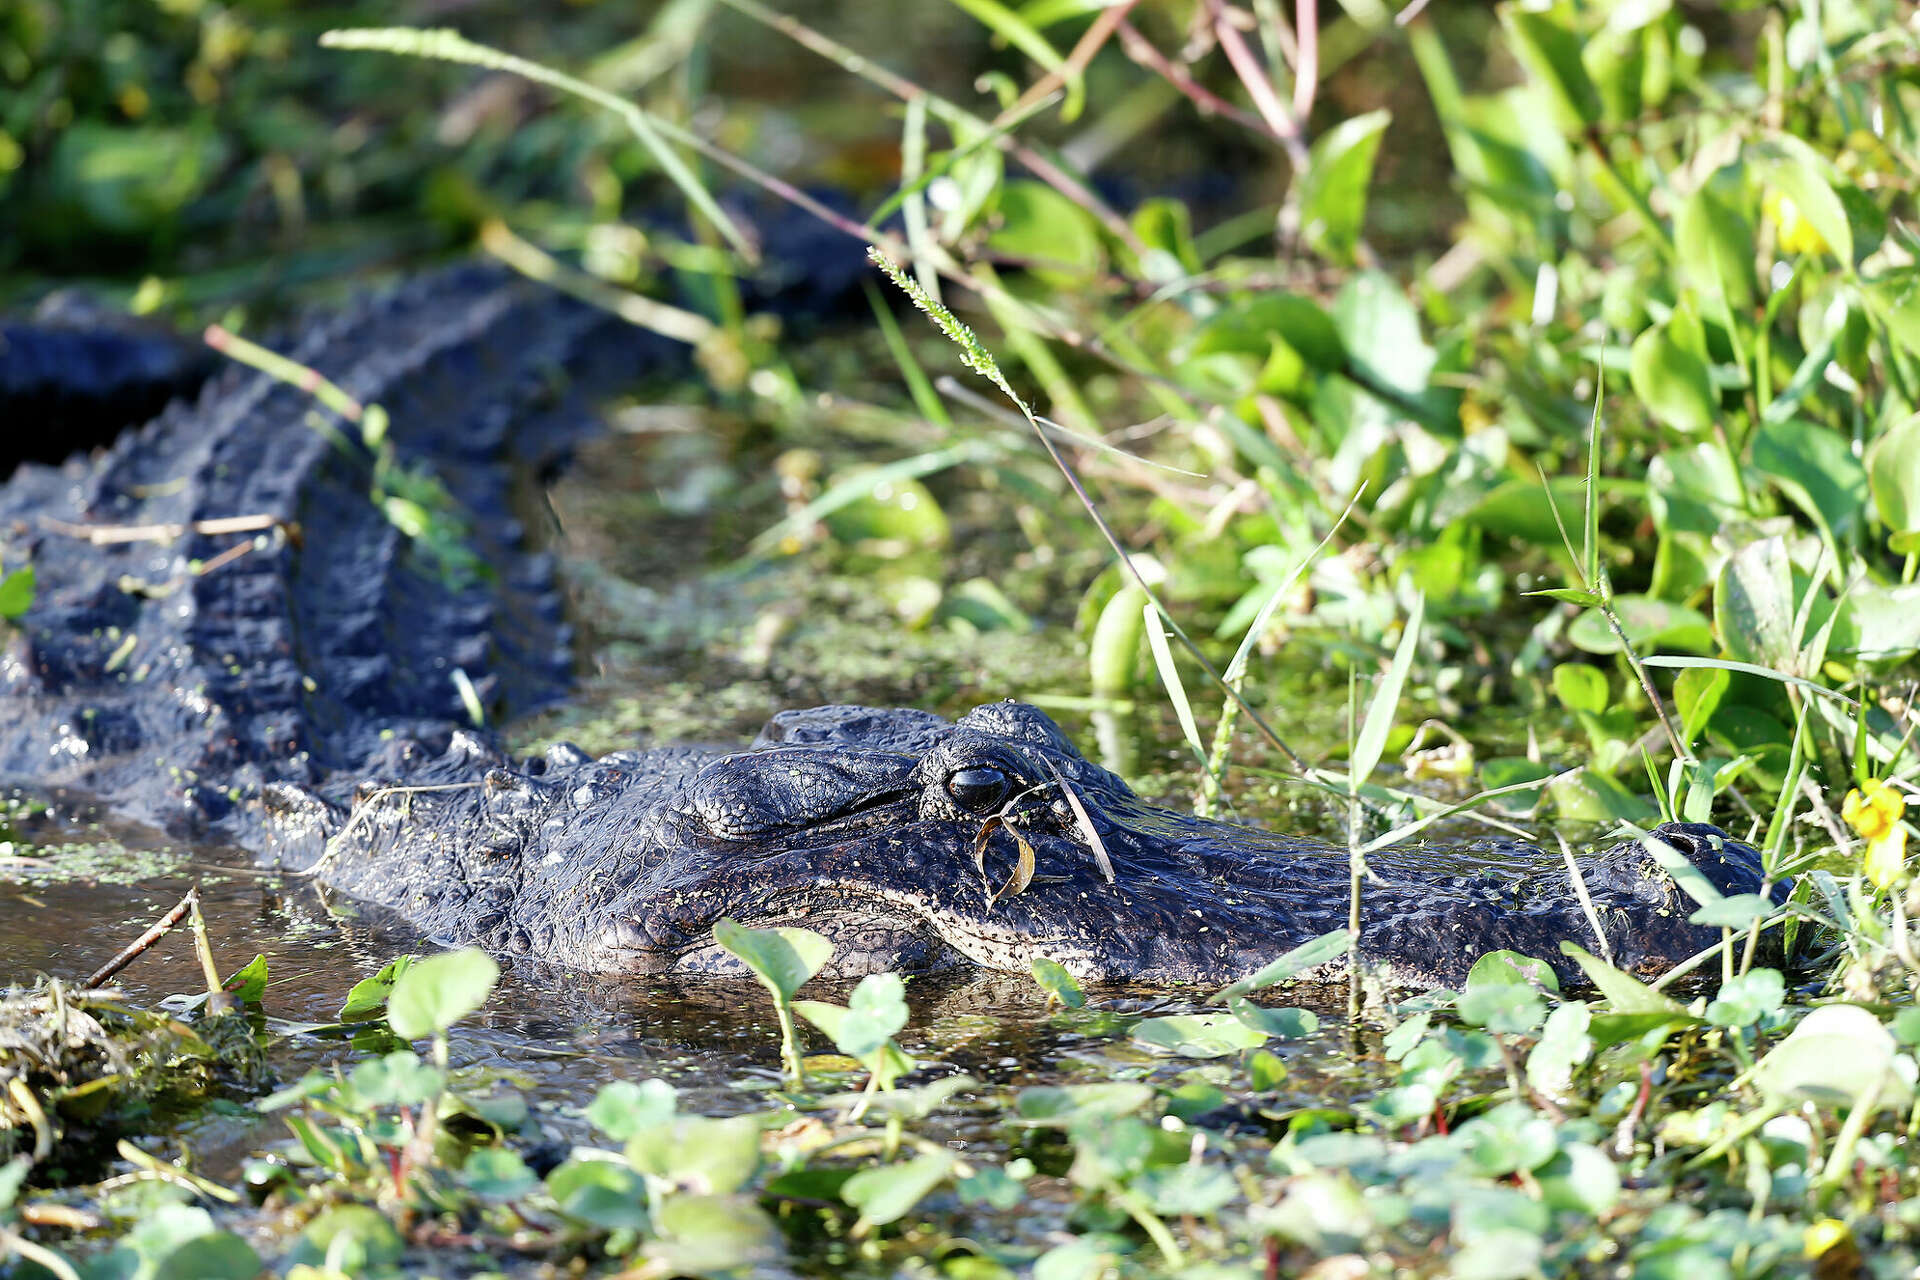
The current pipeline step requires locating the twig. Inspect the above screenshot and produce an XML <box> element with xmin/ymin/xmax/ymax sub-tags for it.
<box><xmin>84</xmin><ymin>891</ymin><xmax>197</xmax><ymax>989</ymax></box>
<box><xmin>1004</xmin><ymin>0</ymin><xmax>1141</xmax><ymax>121</ymax></box>
<box><xmin>1207</xmin><ymin>0</ymin><xmax>1308</xmax><ymax>169</ymax></box>
<box><xmin>44</xmin><ymin>514</ymin><xmax>284</xmax><ymax>546</ymax></box>
<box><xmin>1116</xmin><ymin>20</ymin><xmax>1283</xmax><ymax>141</ymax></box>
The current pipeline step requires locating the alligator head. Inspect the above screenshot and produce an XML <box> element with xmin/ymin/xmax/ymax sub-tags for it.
<box><xmin>268</xmin><ymin>701</ymin><xmax>1779</xmax><ymax>989</ymax></box>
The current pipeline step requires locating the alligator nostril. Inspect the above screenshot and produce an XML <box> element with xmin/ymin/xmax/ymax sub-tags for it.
<box><xmin>947</xmin><ymin>765</ymin><xmax>1010</xmax><ymax>812</ymax></box>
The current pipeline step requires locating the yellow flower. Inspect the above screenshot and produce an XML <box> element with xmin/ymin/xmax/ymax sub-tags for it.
<box><xmin>1804</xmin><ymin>1217</ymin><xmax>1851</xmax><ymax>1259</ymax></box>
<box><xmin>1844</xmin><ymin>779</ymin><xmax>1910</xmax><ymax>890</ymax></box>
<box><xmin>1764</xmin><ymin>189</ymin><xmax>1831</xmax><ymax>257</ymax></box>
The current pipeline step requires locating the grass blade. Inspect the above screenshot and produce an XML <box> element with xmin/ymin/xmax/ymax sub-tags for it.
<box><xmin>320</xmin><ymin>27</ymin><xmax>754</xmax><ymax>261</ymax></box>
<box><xmin>1349</xmin><ymin>592</ymin><xmax>1425</xmax><ymax>786</ymax></box>
<box><xmin>1143</xmin><ymin>603</ymin><xmax>1207</xmax><ymax>766</ymax></box>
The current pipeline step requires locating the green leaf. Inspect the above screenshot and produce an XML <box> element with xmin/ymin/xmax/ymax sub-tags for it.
<box><xmin>1749</xmin><ymin>135</ymin><xmax>1854</xmax><ymax>265</ymax></box>
<box><xmin>1536</xmin><ymin>1142</ymin><xmax>1618</xmax><ymax>1216</ymax></box>
<box><xmin>221</xmin><ymin>953</ymin><xmax>268</xmax><ymax>1004</ymax></box>
<box><xmin>843</xmin><ymin>1150</ymin><xmax>957</xmax><ymax>1228</ymax></box>
<box><xmin>941</xmin><ymin>0</ymin><xmax>1079</xmax><ymax>117</ymax></box>
<box><xmin>1228</xmin><ymin>1000</ymin><xmax>1321</xmax><ymax>1040</ymax></box>
<box><xmin>1500</xmin><ymin>5</ymin><xmax>1604</xmax><ymax>131</ymax></box>
<box><xmin>626</xmin><ymin>1115</ymin><xmax>763</xmax><ymax>1195</ymax></box>
<box><xmin>1527</xmin><ymin>587</ymin><xmax>1602</xmax><ymax>607</ymax></box>
<box><xmin>1753</xmin><ymin>418</ymin><xmax>1868</xmax><ymax>543</ymax></box>
<box><xmin>545</xmin><ymin>1159</ymin><xmax>650</xmax><ymax>1230</ymax></box>
<box><xmin>987</xmin><ymin>179</ymin><xmax>1104</xmax><ymax>279</ymax></box>
<box><xmin>1467</xmin><ymin>951</ymin><xmax>1562</xmax><ymax>993</ymax></box>
<box><xmin>0</xmin><ymin>566</ymin><xmax>33</xmax><ymax>620</ymax></box>
<box><xmin>349</xmin><ymin>1050</ymin><xmax>444</xmax><ymax>1107</ymax></box>
<box><xmin>288</xmin><ymin>1205</ymin><xmax>404</xmax><ymax>1274</ymax></box>
<box><xmin>1705</xmin><ymin>968</ymin><xmax>1785</xmax><ymax>1028</ymax></box>
<box><xmin>386</xmin><ymin>948</ymin><xmax>499</xmax><ymax>1039</ymax></box>
<box><xmin>1334</xmin><ymin>272</ymin><xmax>1437</xmax><ymax>397</ymax></box>
<box><xmin>643</xmin><ymin>1195</ymin><xmax>783</xmax><ymax>1275</ymax></box>
<box><xmin>1552</xmin><ymin>663</ymin><xmax>1608</xmax><ymax>716</ymax></box>
<box><xmin>1030</xmin><ymin>957</ymin><xmax>1086</xmax><ymax>1008</ymax></box>
<box><xmin>1713</xmin><ymin>537</ymin><xmax>1803</xmax><ymax>670</ymax></box>
<box><xmin>1014</xmin><ymin>1082</ymin><xmax>1154</xmax><ymax>1126</ymax></box>
<box><xmin>1526</xmin><ymin>1002</ymin><xmax>1593</xmax><ymax>1095</ymax></box>
<box><xmin>794</xmin><ymin>972</ymin><xmax>909</xmax><ymax>1060</ymax></box>
<box><xmin>1558</xmin><ymin>942</ymin><xmax>1699</xmax><ymax>1028</ymax></box>
<box><xmin>584</xmin><ymin>1078</ymin><xmax>677</xmax><ymax>1141</ymax></box>
<box><xmin>339</xmin><ymin>954</ymin><xmax>416</xmax><ymax>1021</ymax></box>
<box><xmin>1630</xmin><ymin>323</ymin><xmax>1717</xmax><ymax>434</ymax></box>
<box><xmin>1456</xmin><ymin>983</ymin><xmax>1546</xmax><ymax>1035</ymax></box>
<box><xmin>1866</xmin><ymin>413</ymin><xmax>1920</xmax><ymax>549</ymax></box>
<box><xmin>1566</xmin><ymin>595</ymin><xmax>1714</xmax><ymax>656</ymax></box>
<box><xmin>1132</xmin><ymin>1012</ymin><xmax>1270</xmax><ymax>1058</ymax></box>
<box><xmin>1296</xmin><ymin>109</ymin><xmax>1391</xmax><ymax>268</ymax></box>
<box><xmin>1674</xmin><ymin>665</ymin><xmax>1730</xmax><ymax>745</ymax></box>
<box><xmin>1215</xmin><ymin>928</ymin><xmax>1352</xmax><ymax>1000</ymax></box>
<box><xmin>1751</xmin><ymin>1004</ymin><xmax>1912</xmax><ymax>1112</ymax></box>
<box><xmin>1675</xmin><ymin>179</ymin><xmax>1757</xmax><ymax>310</ymax></box>
<box><xmin>462</xmin><ymin>1147</ymin><xmax>538</xmax><ymax>1200</ymax></box>
<box><xmin>713</xmin><ymin>919</ymin><xmax>832</xmax><ymax>1002</ymax></box>
<box><xmin>1351</xmin><ymin>592</ymin><xmax>1426</xmax><ymax>785</ymax></box>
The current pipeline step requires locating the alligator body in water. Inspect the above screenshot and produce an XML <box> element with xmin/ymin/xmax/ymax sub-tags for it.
<box><xmin>0</xmin><ymin>269</ymin><xmax>1779</xmax><ymax>988</ymax></box>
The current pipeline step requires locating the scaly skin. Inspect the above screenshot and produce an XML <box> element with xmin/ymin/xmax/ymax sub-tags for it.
<box><xmin>0</xmin><ymin>270</ymin><xmax>1780</xmax><ymax>988</ymax></box>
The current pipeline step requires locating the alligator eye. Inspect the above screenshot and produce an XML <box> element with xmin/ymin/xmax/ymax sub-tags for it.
<box><xmin>946</xmin><ymin>766</ymin><xmax>1010</xmax><ymax>811</ymax></box>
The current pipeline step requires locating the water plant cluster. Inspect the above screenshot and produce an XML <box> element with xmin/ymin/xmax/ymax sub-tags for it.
<box><xmin>2</xmin><ymin>0</ymin><xmax>1920</xmax><ymax>1273</ymax></box>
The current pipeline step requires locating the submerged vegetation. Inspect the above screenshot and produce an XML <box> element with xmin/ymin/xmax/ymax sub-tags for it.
<box><xmin>4</xmin><ymin>0</ymin><xmax>1920</xmax><ymax>1273</ymax></box>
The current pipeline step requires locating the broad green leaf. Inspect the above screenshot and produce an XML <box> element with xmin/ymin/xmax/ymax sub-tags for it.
<box><xmin>1014</xmin><ymin>1081</ymin><xmax>1154</xmax><ymax>1126</ymax></box>
<box><xmin>795</xmin><ymin>972</ymin><xmax>909</xmax><ymax>1060</ymax></box>
<box><xmin>1705</xmin><ymin>968</ymin><xmax>1784</xmax><ymax>1028</ymax></box>
<box><xmin>1551</xmin><ymin>664</ymin><xmax>1608</xmax><ymax>716</ymax></box>
<box><xmin>1334</xmin><ymin>272</ymin><xmax>1437</xmax><ymax>397</ymax></box>
<box><xmin>1228</xmin><ymin>1000</ymin><xmax>1321</xmax><ymax>1039</ymax></box>
<box><xmin>987</xmin><ymin>179</ymin><xmax>1104</xmax><ymax>279</ymax></box>
<box><xmin>1674</xmin><ymin>665</ymin><xmax>1730</xmax><ymax>746</ymax></box>
<box><xmin>1753</xmin><ymin>420</ymin><xmax>1867</xmax><ymax>544</ymax></box>
<box><xmin>1457</xmin><ymin>983</ymin><xmax>1546</xmax><ymax>1035</ymax></box>
<box><xmin>1183</xmin><ymin>293</ymin><xmax>1346</xmax><ymax>370</ymax></box>
<box><xmin>288</xmin><ymin>1205</ymin><xmax>404</xmax><ymax>1273</ymax></box>
<box><xmin>1550</xmin><ymin>769</ymin><xmax>1657</xmax><ymax>823</ymax></box>
<box><xmin>643</xmin><ymin>1195</ymin><xmax>783</xmax><ymax>1275</ymax></box>
<box><xmin>545</xmin><ymin>1160</ymin><xmax>650</xmax><ymax>1230</ymax></box>
<box><xmin>1675</xmin><ymin>178</ymin><xmax>1757</xmax><ymax>310</ymax></box>
<box><xmin>1536</xmin><ymin>1142</ymin><xmax>1619</xmax><ymax>1216</ymax></box>
<box><xmin>626</xmin><ymin>1114</ymin><xmax>763</xmax><ymax>1195</ymax></box>
<box><xmin>1566</xmin><ymin>595</ymin><xmax>1714</xmax><ymax>656</ymax></box>
<box><xmin>1865</xmin><ymin>413</ymin><xmax>1920</xmax><ymax>553</ymax></box>
<box><xmin>386</xmin><ymin>948</ymin><xmax>499</xmax><ymax>1040</ymax></box>
<box><xmin>1629</xmin><ymin>323</ymin><xmax>1716</xmax><ymax>434</ymax></box>
<box><xmin>339</xmin><ymin>954</ymin><xmax>416</xmax><ymax>1021</ymax></box>
<box><xmin>1133</xmin><ymin>1012</ymin><xmax>1270</xmax><ymax>1058</ymax></box>
<box><xmin>1216</xmin><ymin>928</ymin><xmax>1351</xmax><ymax>999</ymax></box>
<box><xmin>1749</xmin><ymin>135</ymin><xmax>1854</xmax><ymax>265</ymax></box>
<box><xmin>349</xmin><ymin>1050</ymin><xmax>444</xmax><ymax>1107</ymax></box>
<box><xmin>1030</xmin><ymin>956</ymin><xmax>1086</xmax><ymax>1008</ymax></box>
<box><xmin>1500</xmin><ymin>6</ymin><xmax>1604</xmax><ymax>131</ymax></box>
<box><xmin>713</xmin><ymin>919</ymin><xmax>832</xmax><ymax>1002</ymax></box>
<box><xmin>222</xmin><ymin>953</ymin><xmax>268</xmax><ymax>1004</ymax></box>
<box><xmin>1296</xmin><ymin>110</ymin><xmax>1391</xmax><ymax>268</ymax></box>
<box><xmin>843</xmin><ymin>1150</ymin><xmax>957</xmax><ymax>1228</ymax></box>
<box><xmin>1527</xmin><ymin>1002</ymin><xmax>1593</xmax><ymax>1096</ymax></box>
<box><xmin>1751</xmin><ymin>1004</ymin><xmax>1913</xmax><ymax>1112</ymax></box>
<box><xmin>1467</xmin><ymin>951</ymin><xmax>1561</xmax><ymax>993</ymax></box>
<box><xmin>1713</xmin><ymin>537</ymin><xmax>1801</xmax><ymax>670</ymax></box>
<box><xmin>462</xmin><ymin>1147</ymin><xmax>538</xmax><ymax>1200</ymax></box>
<box><xmin>585</xmin><ymin>1078</ymin><xmax>677</xmax><ymax>1141</ymax></box>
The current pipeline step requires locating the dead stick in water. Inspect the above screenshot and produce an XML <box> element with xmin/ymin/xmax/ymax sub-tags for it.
<box><xmin>83</xmin><ymin>889</ymin><xmax>197</xmax><ymax>989</ymax></box>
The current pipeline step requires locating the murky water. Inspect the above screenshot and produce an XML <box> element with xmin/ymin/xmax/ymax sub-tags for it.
<box><xmin>0</xmin><ymin>406</ymin><xmax>1399</xmax><ymax>1208</ymax></box>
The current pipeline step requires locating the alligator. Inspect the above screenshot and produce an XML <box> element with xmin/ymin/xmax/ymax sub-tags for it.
<box><xmin>0</xmin><ymin>267</ymin><xmax>1782</xmax><ymax>988</ymax></box>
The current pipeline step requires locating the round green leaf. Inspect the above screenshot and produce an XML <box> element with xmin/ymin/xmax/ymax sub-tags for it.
<box><xmin>1630</xmin><ymin>323</ymin><xmax>1716</xmax><ymax>434</ymax></box>
<box><xmin>1296</xmin><ymin>109</ymin><xmax>1391</xmax><ymax>268</ymax></box>
<box><xmin>386</xmin><ymin>947</ymin><xmax>499</xmax><ymax>1040</ymax></box>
